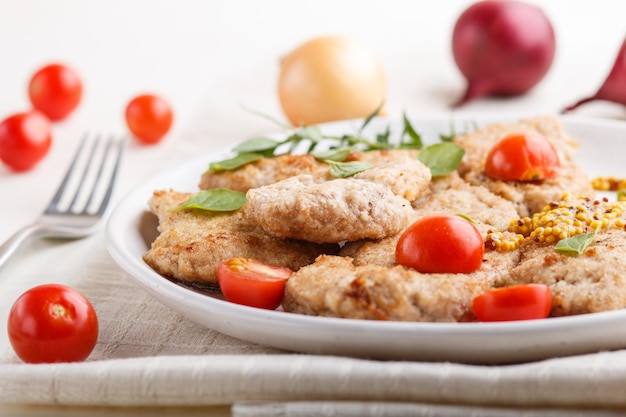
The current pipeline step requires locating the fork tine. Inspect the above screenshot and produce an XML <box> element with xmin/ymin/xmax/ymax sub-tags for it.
<box><xmin>46</xmin><ymin>133</ymin><xmax>91</xmax><ymax>213</ymax></box>
<box><xmin>45</xmin><ymin>134</ymin><xmax>125</xmax><ymax>216</ymax></box>
<box><xmin>93</xmin><ymin>136</ymin><xmax>125</xmax><ymax>216</ymax></box>
<box><xmin>66</xmin><ymin>134</ymin><xmax>102</xmax><ymax>213</ymax></box>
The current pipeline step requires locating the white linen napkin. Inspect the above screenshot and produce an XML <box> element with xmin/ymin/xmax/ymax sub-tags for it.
<box><xmin>232</xmin><ymin>402</ymin><xmax>626</xmax><ymax>417</ymax></box>
<box><xmin>2</xmin><ymin>235</ymin><xmax>626</xmax><ymax>412</ymax></box>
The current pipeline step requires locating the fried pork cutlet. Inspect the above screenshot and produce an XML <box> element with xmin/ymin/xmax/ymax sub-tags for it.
<box><xmin>340</xmin><ymin>181</ymin><xmax>519</xmax><ymax>267</ymax></box>
<box><xmin>282</xmin><ymin>253</ymin><xmax>518</xmax><ymax>322</ymax></box>
<box><xmin>142</xmin><ymin>189</ymin><xmax>337</xmax><ymax>286</ymax></box>
<box><xmin>501</xmin><ymin>197</ymin><xmax>626</xmax><ymax>317</ymax></box>
<box><xmin>245</xmin><ymin>159</ymin><xmax>431</xmax><ymax>244</ymax></box>
<box><xmin>198</xmin><ymin>149</ymin><xmax>420</xmax><ymax>193</ymax></box>
<box><xmin>246</xmin><ymin>175</ymin><xmax>413</xmax><ymax>244</ymax></box>
<box><xmin>454</xmin><ymin>115</ymin><xmax>593</xmax><ymax>216</ymax></box>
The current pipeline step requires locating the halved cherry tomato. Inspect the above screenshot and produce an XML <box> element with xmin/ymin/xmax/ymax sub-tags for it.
<box><xmin>124</xmin><ymin>94</ymin><xmax>173</xmax><ymax>144</ymax></box>
<box><xmin>28</xmin><ymin>63</ymin><xmax>83</xmax><ymax>121</ymax></box>
<box><xmin>0</xmin><ymin>111</ymin><xmax>52</xmax><ymax>172</ymax></box>
<box><xmin>7</xmin><ymin>284</ymin><xmax>99</xmax><ymax>363</ymax></box>
<box><xmin>395</xmin><ymin>213</ymin><xmax>484</xmax><ymax>274</ymax></box>
<box><xmin>484</xmin><ymin>132</ymin><xmax>560</xmax><ymax>181</ymax></box>
<box><xmin>218</xmin><ymin>258</ymin><xmax>293</xmax><ymax>310</ymax></box>
<box><xmin>472</xmin><ymin>284</ymin><xmax>552</xmax><ymax>322</ymax></box>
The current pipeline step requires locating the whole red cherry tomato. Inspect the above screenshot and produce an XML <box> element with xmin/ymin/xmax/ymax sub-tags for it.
<box><xmin>484</xmin><ymin>132</ymin><xmax>560</xmax><ymax>181</ymax></box>
<box><xmin>218</xmin><ymin>258</ymin><xmax>293</xmax><ymax>310</ymax></box>
<box><xmin>396</xmin><ymin>213</ymin><xmax>485</xmax><ymax>274</ymax></box>
<box><xmin>124</xmin><ymin>94</ymin><xmax>173</xmax><ymax>144</ymax></box>
<box><xmin>472</xmin><ymin>284</ymin><xmax>552</xmax><ymax>322</ymax></box>
<box><xmin>28</xmin><ymin>63</ymin><xmax>83</xmax><ymax>121</ymax></box>
<box><xmin>7</xmin><ymin>284</ymin><xmax>99</xmax><ymax>363</ymax></box>
<box><xmin>0</xmin><ymin>111</ymin><xmax>52</xmax><ymax>172</ymax></box>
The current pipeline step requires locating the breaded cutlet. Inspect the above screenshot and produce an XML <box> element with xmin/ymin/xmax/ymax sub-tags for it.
<box><xmin>502</xmin><ymin>196</ymin><xmax>626</xmax><ymax>317</ymax></box>
<box><xmin>283</xmin><ymin>252</ymin><xmax>518</xmax><ymax>322</ymax></box>
<box><xmin>340</xmin><ymin>181</ymin><xmax>519</xmax><ymax>267</ymax></box>
<box><xmin>142</xmin><ymin>189</ymin><xmax>337</xmax><ymax>286</ymax></box>
<box><xmin>454</xmin><ymin>115</ymin><xmax>593</xmax><ymax>216</ymax></box>
<box><xmin>245</xmin><ymin>159</ymin><xmax>431</xmax><ymax>244</ymax></box>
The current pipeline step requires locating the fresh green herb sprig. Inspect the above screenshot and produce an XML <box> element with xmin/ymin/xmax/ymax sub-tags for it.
<box><xmin>207</xmin><ymin>105</ymin><xmax>465</xmax><ymax>178</ymax></box>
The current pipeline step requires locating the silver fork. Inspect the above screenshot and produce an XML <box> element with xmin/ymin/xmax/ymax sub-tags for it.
<box><xmin>0</xmin><ymin>134</ymin><xmax>125</xmax><ymax>271</ymax></box>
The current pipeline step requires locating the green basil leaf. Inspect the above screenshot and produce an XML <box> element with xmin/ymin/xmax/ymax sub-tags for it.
<box><xmin>312</xmin><ymin>148</ymin><xmax>352</xmax><ymax>162</ymax></box>
<box><xmin>172</xmin><ymin>189</ymin><xmax>247</xmax><ymax>212</ymax></box>
<box><xmin>326</xmin><ymin>160</ymin><xmax>372</xmax><ymax>178</ymax></box>
<box><xmin>401</xmin><ymin>112</ymin><xmax>423</xmax><ymax>149</ymax></box>
<box><xmin>209</xmin><ymin>153</ymin><xmax>262</xmax><ymax>171</ymax></box>
<box><xmin>418</xmin><ymin>142</ymin><xmax>465</xmax><ymax>177</ymax></box>
<box><xmin>233</xmin><ymin>137</ymin><xmax>281</xmax><ymax>153</ymax></box>
<box><xmin>555</xmin><ymin>228</ymin><xmax>599</xmax><ymax>256</ymax></box>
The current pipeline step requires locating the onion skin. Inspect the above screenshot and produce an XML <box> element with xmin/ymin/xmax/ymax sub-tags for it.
<box><xmin>452</xmin><ymin>0</ymin><xmax>556</xmax><ymax>107</ymax></box>
<box><xmin>562</xmin><ymin>37</ymin><xmax>626</xmax><ymax>112</ymax></box>
<box><xmin>278</xmin><ymin>35</ymin><xmax>386</xmax><ymax>126</ymax></box>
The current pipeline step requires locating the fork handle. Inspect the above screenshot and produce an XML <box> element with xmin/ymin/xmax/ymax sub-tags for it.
<box><xmin>0</xmin><ymin>223</ymin><xmax>44</xmax><ymax>273</ymax></box>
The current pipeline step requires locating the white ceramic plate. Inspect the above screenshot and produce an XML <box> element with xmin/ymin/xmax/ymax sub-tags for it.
<box><xmin>106</xmin><ymin>114</ymin><xmax>626</xmax><ymax>364</ymax></box>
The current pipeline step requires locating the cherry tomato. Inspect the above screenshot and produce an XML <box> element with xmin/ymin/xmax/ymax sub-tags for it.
<box><xmin>218</xmin><ymin>258</ymin><xmax>293</xmax><ymax>310</ymax></box>
<box><xmin>278</xmin><ymin>35</ymin><xmax>386</xmax><ymax>126</ymax></box>
<box><xmin>7</xmin><ymin>284</ymin><xmax>99</xmax><ymax>363</ymax></box>
<box><xmin>28</xmin><ymin>63</ymin><xmax>83</xmax><ymax>121</ymax></box>
<box><xmin>484</xmin><ymin>132</ymin><xmax>560</xmax><ymax>181</ymax></box>
<box><xmin>472</xmin><ymin>284</ymin><xmax>552</xmax><ymax>322</ymax></box>
<box><xmin>0</xmin><ymin>111</ymin><xmax>52</xmax><ymax>172</ymax></box>
<box><xmin>124</xmin><ymin>94</ymin><xmax>173</xmax><ymax>144</ymax></box>
<box><xmin>396</xmin><ymin>213</ymin><xmax>484</xmax><ymax>274</ymax></box>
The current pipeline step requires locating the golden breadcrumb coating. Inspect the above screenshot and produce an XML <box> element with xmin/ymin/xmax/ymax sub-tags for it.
<box><xmin>245</xmin><ymin>159</ymin><xmax>431</xmax><ymax>244</ymax></box>
<box><xmin>454</xmin><ymin>115</ymin><xmax>593</xmax><ymax>216</ymax></box>
<box><xmin>142</xmin><ymin>189</ymin><xmax>337</xmax><ymax>286</ymax></box>
<box><xmin>283</xmin><ymin>253</ymin><xmax>518</xmax><ymax>322</ymax></box>
<box><xmin>341</xmin><ymin>181</ymin><xmax>519</xmax><ymax>266</ymax></box>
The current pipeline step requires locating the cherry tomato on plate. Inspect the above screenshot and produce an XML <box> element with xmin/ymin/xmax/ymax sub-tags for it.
<box><xmin>484</xmin><ymin>132</ymin><xmax>560</xmax><ymax>181</ymax></box>
<box><xmin>395</xmin><ymin>213</ymin><xmax>484</xmax><ymax>274</ymax></box>
<box><xmin>28</xmin><ymin>63</ymin><xmax>83</xmax><ymax>121</ymax></box>
<box><xmin>218</xmin><ymin>258</ymin><xmax>293</xmax><ymax>310</ymax></box>
<box><xmin>0</xmin><ymin>111</ymin><xmax>52</xmax><ymax>172</ymax></box>
<box><xmin>472</xmin><ymin>284</ymin><xmax>552</xmax><ymax>322</ymax></box>
<box><xmin>7</xmin><ymin>284</ymin><xmax>99</xmax><ymax>363</ymax></box>
<box><xmin>124</xmin><ymin>94</ymin><xmax>173</xmax><ymax>144</ymax></box>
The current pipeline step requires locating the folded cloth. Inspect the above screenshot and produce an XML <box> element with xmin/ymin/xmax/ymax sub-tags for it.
<box><xmin>2</xmin><ymin>238</ymin><xmax>626</xmax><ymax>409</ymax></box>
<box><xmin>232</xmin><ymin>402</ymin><xmax>626</xmax><ymax>417</ymax></box>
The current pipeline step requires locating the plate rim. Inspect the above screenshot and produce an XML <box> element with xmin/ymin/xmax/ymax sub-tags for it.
<box><xmin>106</xmin><ymin>113</ymin><xmax>626</xmax><ymax>363</ymax></box>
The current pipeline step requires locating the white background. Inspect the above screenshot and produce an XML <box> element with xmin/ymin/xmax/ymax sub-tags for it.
<box><xmin>1</xmin><ymin>0</ymin><xmax>625</xmax><ymax>212</ymax></box>
<box><xmin>0</xmin><ymin>0</ymin><xmax>625</xmax><ymax>413</ymax></box>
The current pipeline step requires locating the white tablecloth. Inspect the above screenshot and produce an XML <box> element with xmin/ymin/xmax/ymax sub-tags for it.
<box><xmin>1</xmin><ymin>1</ymin><xmax>626</xmax><ymax>415</ymax></box>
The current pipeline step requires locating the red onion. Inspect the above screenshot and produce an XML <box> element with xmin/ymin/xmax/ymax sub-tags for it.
<box><xmin>562</xmin><ymin>37</ymin><xmax>626</xmax><ymax>113</ymax></box>
<box><xmin>451</xmin><ymin>0</ymin><xmax>556</xmax><ymax>107</ymax></box>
